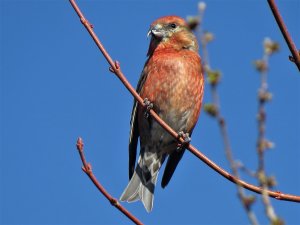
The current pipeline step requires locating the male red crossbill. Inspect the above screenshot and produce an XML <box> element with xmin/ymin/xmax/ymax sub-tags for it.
<box><xmin>120</xmin><ymin>15</ymin><xmax>204</xmax><ymax>212</ymax></box>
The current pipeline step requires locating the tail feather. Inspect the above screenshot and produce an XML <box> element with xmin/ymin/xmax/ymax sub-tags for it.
<box><xmin>120</xmin><ymin>170</ymin><xmax>159</xmax><ymax>212</ymax></box>
<box><xmin>120</xmin><ymin>172</ymin><xmax>142</xmax><ymax>203</ymax></box>
<box><xmin>141</xmin><ymin>181</ymin><xmax>155</xmax><ymax>212</ymax></box>
<box><xmin>120</xmin><ymin>153</ymin><xmax>162</xmax><ymax>212</ymax></box>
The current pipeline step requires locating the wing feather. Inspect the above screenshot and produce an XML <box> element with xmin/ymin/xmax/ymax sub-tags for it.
<box><xmin>128</xmin><ymin>69</ymin><xmax>149</xmax><ymax>179</ymax></box>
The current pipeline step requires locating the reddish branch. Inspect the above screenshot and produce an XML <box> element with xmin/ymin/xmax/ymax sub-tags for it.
<box><xmin>76</xmin><ymin>138</ymin><xmax>143</xmax><ymax>225</ymax></box>
<box><xmin>267</xmin><ymin>0</ymin><xmax>300</xmax><ymax>71</ymax></box>
<box><xmin>69</xmin><ymin>2</ymin><xmax>300</xmax><ymax>219</ymax></box>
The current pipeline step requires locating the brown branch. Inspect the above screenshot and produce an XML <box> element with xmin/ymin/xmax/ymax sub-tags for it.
<box><xmin>76</xmin><ymin>138</ymin><xmax>143</xmax><ymax>225</ymax></box>
<box><xmin>69</xmin><ymin>0</ymin><xmax>300</xmax><ymax>204</ymax></box>
<box><xmin>267</xmin><ymin>0</ymin><xmax>300</xmax><ymax>71</ymax></box>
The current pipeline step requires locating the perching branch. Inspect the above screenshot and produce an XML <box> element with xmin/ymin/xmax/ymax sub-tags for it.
<box><xmin>69</xmin><ymin>0</ymin><xmax>300</xmax><ymax>214</ymax></box>
<box><xmin>76</xmin><ymin>138</ymin><xmax>143</xmax><ymax>225</ymax></box>
<box><xmin>267</xmin><ymin>0</ymin><xmax>300</xmax><ymax>71</ymax></box>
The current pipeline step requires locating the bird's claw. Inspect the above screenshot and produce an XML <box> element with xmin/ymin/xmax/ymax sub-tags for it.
<box><xmin>178</xmin><ymin>131</ymin><xmax>191</xmax><ymax>143</ymax></box>
<box><xmin>143</xmin><ymin>98</ymin><xmax>153</xmax><ymax>118</ymax></box>
<box><xmin>176</xmin><ymin>131</ymin><xmax>191</xmax><ymax>151</ymax></box>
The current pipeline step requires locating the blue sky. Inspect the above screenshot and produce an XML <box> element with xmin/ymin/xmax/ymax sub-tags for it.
<box><xmin>1</xmin><ymin>0</ymin><xmax>299</xmax><ymax>224</ymax></box>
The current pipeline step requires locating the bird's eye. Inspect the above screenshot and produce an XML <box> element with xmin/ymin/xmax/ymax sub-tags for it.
<box><xmin>169</xmin><ymin>23</ymin><xmax>177</xmax><ymax>29</ymax></box>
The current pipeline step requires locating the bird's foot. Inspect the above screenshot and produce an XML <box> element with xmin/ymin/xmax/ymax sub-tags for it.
<box><xmin>176</xmin><ymin>131</ymin><xmax>191</xmax><ymax>152</ymax></box>
<box><xmin>143</xmin><ymin>98</ymin><xmax>153</xmax><ymax>118</ymax></box>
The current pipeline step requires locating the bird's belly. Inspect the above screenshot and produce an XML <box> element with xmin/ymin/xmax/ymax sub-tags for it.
<box><xmin>151</xmin><ymin>108</ymin><xmax>193</xmax><ymax>154</ymax></box>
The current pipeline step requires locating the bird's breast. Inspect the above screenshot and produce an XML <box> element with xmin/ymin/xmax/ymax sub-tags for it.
<box><xmin>139</xmin><ymin>50</ymin><xmax>204</xmax><ymax>133</ymax></box>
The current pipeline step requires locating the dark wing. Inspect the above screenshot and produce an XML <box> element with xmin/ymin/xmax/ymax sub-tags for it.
<box><xmin>161</xmin><ymin>149</ymin><xmax>185</xmax><ymax>188</ymax></box>
<box><xmin>128</xmin><ymin>69</ymin><xmax>149</xmax><ymax>179</ymax></box>
<box><xmin>128</xmin><ymin>100</ymin><xmax>139</xmax><ymax>179</ymax></box>
<box><xmin>161</xmin><ymin>128</ymin><xmax>195</xmax><ymax>188</ymax></box>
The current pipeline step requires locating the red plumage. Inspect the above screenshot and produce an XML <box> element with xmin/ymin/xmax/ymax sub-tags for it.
<box><xmin>120</xmin><ymin>15</ymin><xmax>204</xmax><ymax>212</ymax></box>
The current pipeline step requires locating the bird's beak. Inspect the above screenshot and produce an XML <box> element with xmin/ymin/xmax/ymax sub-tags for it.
<box><xmin>147</xmin><ymin>24</ymin><xmax>164</xmax><ymax>39</ymax></box>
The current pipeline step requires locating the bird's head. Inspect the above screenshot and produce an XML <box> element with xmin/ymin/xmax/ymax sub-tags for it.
<box><xmin>147</xmin><ymin>16</ymin><xmax>198</xmax><ymax>56</ymax></box>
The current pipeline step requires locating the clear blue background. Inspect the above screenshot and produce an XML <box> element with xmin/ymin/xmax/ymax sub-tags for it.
<box><xmin>1</xmin><ymin>0</ymin><xmax>299</xmax><ymax>224</ymax></box>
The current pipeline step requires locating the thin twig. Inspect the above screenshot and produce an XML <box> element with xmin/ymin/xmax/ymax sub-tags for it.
<box><xmin>218</xmin><ymin>115</ymin><xmax>258</xmax><ymax>225</ymax></box>
<box><xmin>197</xmin><ymin>5</ymin><xmax>258</xmax><ymax>224</ymax></box>
<box><xmin>76</xmin><ymin>138</ymin><xmax>143</xmax><ymax>225</ymax></box>
<box><xmin>236</xmin><ymin>161</ymin><xmax>257</xmax><ymax>178</ymax></box>
<box><xmin>69</xmin><ymin>0</ymin><xmax>300</xmax><ymax>203</ymax></box>
<box><xmin>257</xmin><ymin>53</ymin><xmax>269</xmax><ymax>173</ymax></box>
<box><xmin>267</xmin><ymin>0</ymin><xmax>300</xmax><ymax>71</ymax></box>
<box><xmin>256</xmin><ymin>39</ymin><xmax>282</xmax><ymax>224</ymax></box>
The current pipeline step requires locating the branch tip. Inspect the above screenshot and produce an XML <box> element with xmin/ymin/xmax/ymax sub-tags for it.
<box><xmin>76</xmin><ymin>137</ymin><xmax>84</xmax><ymax>151</ymax></box>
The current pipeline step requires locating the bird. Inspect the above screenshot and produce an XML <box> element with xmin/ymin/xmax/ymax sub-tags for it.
<box><xmin>120</xmin><ymin>15</ymin><xmax>204</xmax><ymax>212</ymax></box>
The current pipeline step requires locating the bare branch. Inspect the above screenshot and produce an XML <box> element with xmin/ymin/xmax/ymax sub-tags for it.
<box><xmin>76</xmin><ymin>138</ymin><xmax>143</xmax><ymax>225</ymax></box>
